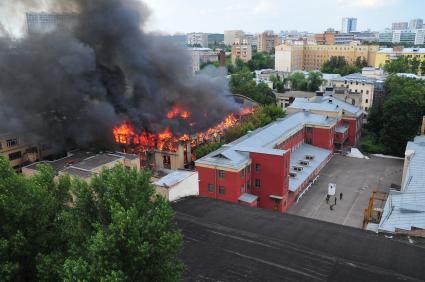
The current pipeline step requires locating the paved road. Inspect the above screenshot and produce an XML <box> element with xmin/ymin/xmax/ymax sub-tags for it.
<box><xmin>288</xmin><ymin>155</ymin><xmax>403</xmax><ymax>228</ymax></box>
<box><xmin>174</xmin><ymin>197</ymin><xmax>425</xmax><ymax>282</ymax></box>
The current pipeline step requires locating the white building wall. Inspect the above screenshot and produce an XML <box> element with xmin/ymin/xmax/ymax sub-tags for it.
<box><xmin>168</xmin><ymin>172</ymin><xmax>199</xmax><ymax>202</ymax></box>
<box><xmin>275</xmin><ymin>49</ymin><xmax>292</xmax><ymax>72</ymax></box>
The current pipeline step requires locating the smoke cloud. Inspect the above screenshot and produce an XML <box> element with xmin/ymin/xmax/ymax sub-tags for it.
<box><xmin>0</xmin><ymin>0</ymin><xmax>237</xmax><ymax>150</ymax></box>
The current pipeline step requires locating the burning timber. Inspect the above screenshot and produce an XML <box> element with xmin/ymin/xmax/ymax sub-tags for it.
<box><xmin>113</xmin><ymin>107</ymin><xmax>254</xmax><ymax>170</ymax></box>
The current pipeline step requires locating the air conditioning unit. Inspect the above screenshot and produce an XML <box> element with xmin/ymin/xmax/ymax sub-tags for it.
<box><xmin>299</xmin><ymin>160</ymin><xmax>310</xmax><ymax>166</ymax></box>
<box><xmin>290</xmin><ymin>172</ymin><xmax>297</xmax><ymax>178</ymax></box>
<box><xmin>293</xmin><ymin>166</ymin><xmax>304</xmax><ymax>172</ymax></box>
<box><xmin>306</xmin><ymin>155</ymin><xmax>315</xmax><ymax>160</ymax></box>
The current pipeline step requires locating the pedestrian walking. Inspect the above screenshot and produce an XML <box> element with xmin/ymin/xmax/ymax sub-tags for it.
<box><xmin>334</xmin><ymin>197</ymin><xmax>337</xmax><ymax>205</ymax></box>
<box><xmin>340</xmin><ymin>192</ymin><xmax>343</xmax><ymax>200</ymax></box>
<box><xmin>330</xmin><ymin>204</ymin><xmax>334</xmax><ymax>210</ymax></box>
<box><xmin>326</xmin><ymin>194</ymin><xmax>330</xmax><ymax>204</ymax></box>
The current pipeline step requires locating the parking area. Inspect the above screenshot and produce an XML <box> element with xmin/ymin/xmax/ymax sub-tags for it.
<box><xmin>288</xmin><ymin>155</ymin><xmax>403</xmax><ymax>228</ymax></box>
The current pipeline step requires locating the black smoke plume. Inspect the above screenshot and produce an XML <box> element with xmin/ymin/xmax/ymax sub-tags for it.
<box><xmin>0</xmin><ymin>0</ymin><xmax>238</xmax><ymax>150</ymax></box>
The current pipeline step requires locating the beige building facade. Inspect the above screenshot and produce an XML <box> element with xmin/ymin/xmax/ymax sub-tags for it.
<box><xmin>231</xmin><ymin>43</ymin><xmax>252</xmax><ymax>64</ymax></box>
<box><xmin>257</xmin><ymin>31</ymin><xmax>280</xmax><ymax>53</ymax></box>
<box><xmin>224</xmin><ymin>30</ymin><xmax>245</xmax><ymax>46</ymax></box>
<box><xmin>275</xmin><ymin>43</ymin><xmax>379</xmax><ymax>72</ymax></box>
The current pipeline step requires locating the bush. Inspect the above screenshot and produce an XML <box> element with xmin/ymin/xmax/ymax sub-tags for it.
<box><xmin>359</xmin><ymin>135</ymin><xmax>386</xmax><ymax>154</ymax></box>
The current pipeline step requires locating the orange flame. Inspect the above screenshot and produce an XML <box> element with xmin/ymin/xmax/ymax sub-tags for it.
<box><xmin>113</xmin><ymin>107</ymin><xmax>255</xmax><ymax>154</ymax></box>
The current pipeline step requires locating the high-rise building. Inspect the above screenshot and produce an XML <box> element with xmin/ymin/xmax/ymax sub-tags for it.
<box><xmin>341</xmin><ymin>17</ymin><xmax>357</xmax><ymax>33</ymax></box>
<box><xmin>186</xmin><ymin>33</ymin><xmax>209</xmax><ymax>47</ymax></box>
<box><xmin>409</xmin><ymin>19</ymin><xmax>424</xmax><ymax>30</ymax></box>
<box><xmin>392</xmin><ymin>22</ymin><xmax>409</xmax><ymax>30</ymax></box>
<box><xmin>26</xmin><ymin>12</ymin><xmax>77</xmax><ymax>34</ymax></box>
<box><xmin>224</xmin><ymin>30</ymin><xmax>245</xmax><ymax>46</ymax></box>
<box><xmin>257</xmin><ymin>31</ymin><xmax>280</xmax><ymax>53</ymax></box>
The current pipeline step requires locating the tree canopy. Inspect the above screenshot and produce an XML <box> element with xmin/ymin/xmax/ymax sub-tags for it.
<box><xmin>0</xmin><ymin>160</ymin><xmax>183</xmax><ymax>281</ymax></box>
<box><xmin>384</xmin><ymin>56</ymin><xmax>425</xmax><ymax>75</ymax></box>
<box><xmin>321</xmin><ymin>56</ymin><xmax>364</xmax><ymax>76</ymax></box>
<box><xmin>229</xmin><ymin>67</ymin><xmax>277</xmax><ymax>105</ymax></box>
<box><xmin>365</xmin><ymin>75</ymin><xmax>425</xmax><ymax>156</ymax></box>
<box><xmin>288</xmin><ymin>72</ymin><xmax>323</xmax><ymax>92</ymax></box>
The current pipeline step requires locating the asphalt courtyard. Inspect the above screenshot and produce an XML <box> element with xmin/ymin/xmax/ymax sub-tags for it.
<box><xmin>288</xmin><ymin>154</ymin><xmax>403</xmax><ymax>228</ymax></box>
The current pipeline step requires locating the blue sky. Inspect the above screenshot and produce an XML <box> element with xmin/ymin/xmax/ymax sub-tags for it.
<box><xmin>0</xmin><ymin>0</ymin><xmax>424</xmax><ymax>36</ymax></box>
<box><xmin>143</xmin><ymin>0</ymin><xmax>425</xmax><ymax>34</ymax></box>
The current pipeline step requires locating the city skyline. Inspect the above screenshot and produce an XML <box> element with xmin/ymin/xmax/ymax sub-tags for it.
<box><xmin>0</xmin><ymin>0</ymin><xmax>424</xmax><ymax>37</ymax></box>
<box><xmin>143</xmin><ymin>0</ymin><xmax>425</xmax><ymax>34</ymax></box>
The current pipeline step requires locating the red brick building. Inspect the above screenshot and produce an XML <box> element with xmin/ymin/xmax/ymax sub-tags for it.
<box><xmin>195</xmin><ymin>96</ymin><xmax>363</xmax><ymax>213</ymax></box>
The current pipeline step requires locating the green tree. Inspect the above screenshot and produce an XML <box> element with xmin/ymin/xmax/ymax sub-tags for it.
<box><xmin>420</xmin><ymin>61</ymin><xmax>425</xmax><ymax>76</ymax></box>
<box><xmin>307</xmin><ymin>72</ymin><xmax>323</xmax><ymax>92</ymax></box>
<box><xmin>0</xmin><ymin>160</ymin><xmax>183</xmax><ymax>281</ymax></box>
<box><xmin>366</xmin><ymin>75</ymin><xmax>425</xmax><ymax>156</ymax></box>
<box><xmin>321</xmin><ymin>56</ymin><xmax>361</xmax><ymax>76</ymax></box>
<box><xmin>270</xmin><ymin>75</ymin><xmax>286</xmax><ymax>93</ymax></box>
<box><xmin>288</xmin><ymin>72</ymin><xmax>308</xmax><ymax>91</ymax></box>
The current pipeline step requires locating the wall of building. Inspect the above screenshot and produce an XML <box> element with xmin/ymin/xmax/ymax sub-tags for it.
<box><xmin>249</xmin><ymin>152</ymin><xmax>289</xmax><ymax>212</ymax></box>
<box><xmin>312</xmin><ymin>127</ymin><xmax>334</xmax><ymax>151</ymax></box>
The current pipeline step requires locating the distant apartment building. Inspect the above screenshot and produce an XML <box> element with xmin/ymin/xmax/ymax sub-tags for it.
<box><xmin>186</xmin><ymin>32</ymin><xmax>209</xmax><ymax>47</ymax></box>
<box><xmin>231</xmin><ymin>43</ymin><xmax>252</xmax><ymax>64</ymax></box>
<box><xmin>224</xmin><ymin>30</ymin><xmax>245</xmax><ymax>45</ymax></box>
<box><xmin>257</xmin><ymin>31</ymin><xmax>280</xmax><ymax>53</ymax></box>
<box><xmin>392</xmin><ymin>22</ymin><xmax>409</xmax><ymax>30</ymax></box>
<box><xmin>374</xmin><ymin>47</ymin><xmax>425</xmax><ymax>74</ymax></box>
<box><xmin>342</xmin><ymin>17</ymin><xmax>357</xmax><ymax>33</ymax></box>
<box><xmin>190</xmin><ymin>47</ymin><xmax>219</xmax><ymax>73</ymax></box>
<box><xmin>410</xmin><ymin>19</ymin><xmax>424</xmax><ymax>30</ymax></box>
<box><xmin>275</xmin><ymin>43</ymin><xmax>379</xmax><ymax>72</ymax></box>
<box><xmin>315</xmin><ymin>30</ymin><xmax>378</xmax><ymax>45</ymax></box>
<box><xmin>26</xmin><ymin>12</ymin><xmax>77</xmax><ymax>34</ymax></box>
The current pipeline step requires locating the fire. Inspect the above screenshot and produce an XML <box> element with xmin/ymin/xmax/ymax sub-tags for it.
<box><xmin>113</xmin><ymin>106</ymin><xmax>255</xmax><ymax>154</ymax></box>
<box><xmin>166</xmin><ymin>105</ymin><xmax>191</xmax><ymax>120</ymax></box>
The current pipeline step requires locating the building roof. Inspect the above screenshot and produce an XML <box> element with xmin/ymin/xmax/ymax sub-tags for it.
<box><xmin>331</xmin><ymin>73</ymin><xmax>376</xmax><ymax>84</ymax></box>
<box><xmin>154</xmin><ymin>170</ymin><xmax>196</xmax><ymax>188</ymax></box>
<box><xmin>289</xmin><ymin>96</ymin><xmax>363</xmax><ymax>117</ymax></box>
<box><xmin>379</xmin><ymin>136</ymin><xmax>425</xmax><ymax>233</ymax></box>
<box><xmin>378</xmin><ymin>47</ymin><xmax>425</xmax><ymax>54</ymax></box>
<box><xmin>23</xmin><ymin>151</ymin><xmax>138</xmax><ymax>179</ymax></box>
<box><xmin>196</xmin><ymin>111</ymin><xmax>336</xmax><ymax>170</ymax></box>
<box><xmin>238</xmin><ymin>193</ymin><xmax>258</xmax><ymax>203</ymax></box>
<box><xmin>276</xmin><ymin>91</ymin><xmax>316</xmax><ymax>99</ymax></box>
<box><xmin>289</xmin><ymin>144</ymin><xmax>332</xmax><ymax>192</ymax></box>
<box><xmin>322</xmin><ymin>73</ymin><xmax>341</xmax><ymax>80</ymax></box>
<box><xmin>174</xmin><ymin>197</ymin><xmax>425</xmax><ymax>281</ymax></box>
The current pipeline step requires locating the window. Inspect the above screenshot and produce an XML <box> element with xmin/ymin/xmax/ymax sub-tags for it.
<box><xmin>306</xmin><ymin>127</ymin><xmax>313</xmax><ymax>133</ymax></box>
<box><xmin>207</xmin><ymin>184</ymin><xmax>214</xmax><ymax>193</ymax></box>
<box><xmin>366</xmin><ymin>90</ymin><xmax>369</xmax><ymax>95</ymax></box>
<box><xmin>6</xmin><ymin>138</ymin><xmax>19</xmax><ymax>148</ymax></box>
<box><xmin>247</xmin><ymin>180</ymin><xmax>251</xmax><ymax>189</ymax></box>
<box><xmin>255</xmin><ymin>179</ymin><xmax>261</xmax><ymax>188</ymax></box>
<box><xmin>8</xmin><ymin>151</ymin><xmax>22</xmax><ymax>161</ymax></box>
<box><xmin>218</xmin><ymin>170</ymin><xmax>225</xmax><ymax>179</ymax></box>
<box><xmin>365</xmin><ymin>99</ymin><xmax>369</xmax><ymax>103</ymax></box>
<box><xmin>240</xmin><ymin>185</ymin><xmax>245</xmax><ymax>194</ymax></box>
<box><xmin>247</xmin><ymin>166</ymin><xmax>251</xmax><ymax>173</ymax></box>
<box><xmin>219</xmin><ymin>186</ymin><xmax>225</xmax><ymax>195</ymax></box>
<box><xmin>255</xmin><ymin>163</ymin><xmax>261</xmax><ymax>172</ymax></box>
<box><xmin>240</xmin><ymin>169</ymin><xmax>245</xmax><ymax>177</ymax></box>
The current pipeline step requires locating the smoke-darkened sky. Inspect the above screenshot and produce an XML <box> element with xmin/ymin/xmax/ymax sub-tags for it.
<box><xmin>0</xmin><ymin>0</ymin><xmax>237</xmax><ymax>150</ymax></box>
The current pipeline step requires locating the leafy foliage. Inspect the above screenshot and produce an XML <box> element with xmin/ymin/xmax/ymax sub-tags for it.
<box><xmin>229</xmin><ymin>67</ymin><xmax>276</xmax><ymax>105</ymax></box>
<box><xmin>288</xmin><ymin>72</ymin><xmax>323</xmax><ymax>92</ymax></box>
<box><xmin>366</xmin><ymin>75</ymin><xmax>425</xmax><ymax>156</ymax></box>
<box><xmin>246</xmin><ymin>52</ymin><xmax>274</xmax><ymax>71</ymax></box>
<box><xmin>384</xmin><ymin>56</ymin><xmax>425</xmax><ymax>75</ymax></box>
<box><xmin>270</xmin><ymin>75</ymin><xmax>286</xmax><ymax>93</ymax></box>
<box><xmin>321</xmin><ymin>56</ymin><xmax>362</xmax><ymax>76</ymax></box>
<box><xmin>0</xmin><ymin>160</ymin><xmax>183</xmax><ymax>281</ymax></box>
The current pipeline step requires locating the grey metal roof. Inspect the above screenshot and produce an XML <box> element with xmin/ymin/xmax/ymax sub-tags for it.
<box><xmin>378</xmin><ymin>47</ymin><xmax>425</xmax><ymax>54</ymax></box>
<box><xmin>378</xmin><ymin>136</ymin><xmax>425</xmax><ymax>233</ymax></box>
<box><xmin>335</xmin><ymin>125</ymin><xmax>349</xmax><ymax>133</ymax></box>
<box><xmin>154</xmin><ymin>170</ymin><xmax>196</xmax><ymax>188</ymax></box>
<box><xmin>331</xmin><ymin>73</ymin><xmax>376</xmax><ymax>84</ymax></box>
<box><xmin>196</xmin><ymin>112</ymin><xmax>337</xmax><ymax>170</ymax></box>
<box><xmin>238</xmin><ymin>193</ymin><xmax>258</xmax><ymax>203</ymax></box>
<box><xmin>289</xmin><ymin>144</ymin><xmax>332</xmax><ymax>192</ymax></box>
<box><xmin>289</xmin><ymin>96</ymin><xmax>363</xmax><ymax>117</ymax></box>
<box><xmin>71</xmin><ymin>154</ymin><xmax>122</xmax><ymax>171</ymax></box>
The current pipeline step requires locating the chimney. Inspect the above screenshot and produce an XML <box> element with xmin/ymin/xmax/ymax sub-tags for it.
<box><xmin>421</xmin><ymin>116</ymin><xmax>425</xmax><ymax>136</ymax></box>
